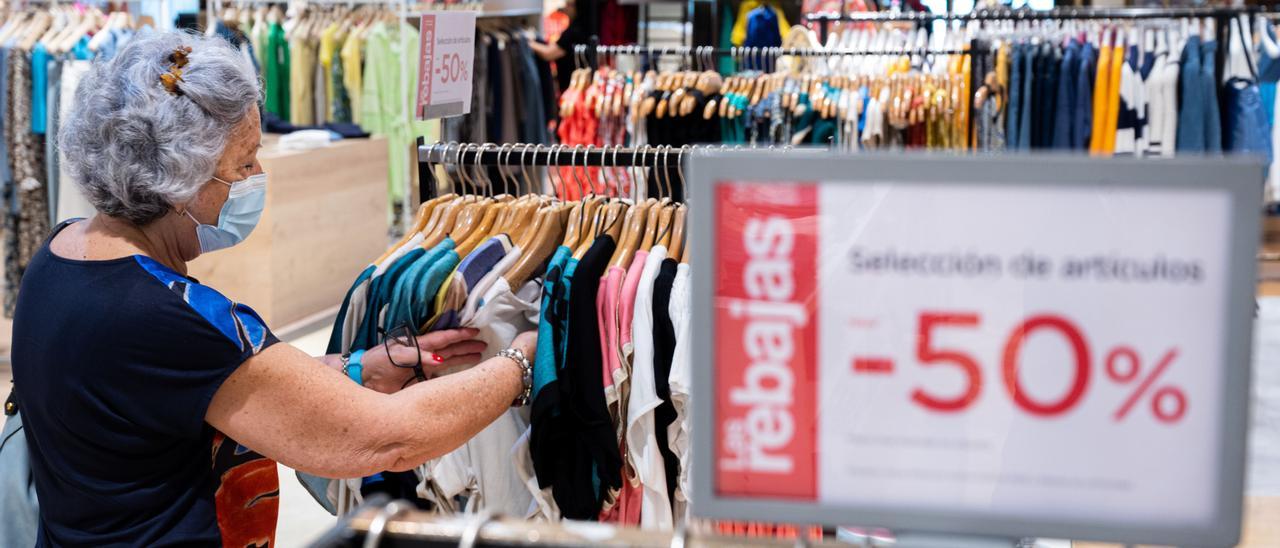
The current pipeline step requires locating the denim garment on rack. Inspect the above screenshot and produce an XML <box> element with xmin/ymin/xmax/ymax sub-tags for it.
<box><xmin>1203</xmin><ymin>39</ymin><xmax>1223</xmax><ymax>153</ymax></box>
<box><xmin>512</xmin><ymin>38</ymin><xmax>549</xmax><ymax>144</ymax></box>
<box><xmin>1259</xmin><ymin>23</ymin><xmax>1280</xmax><ymax>83</ymax></box>
<box><xmin>1224</xmin><ymin>77</ymin><xmax>1272</xmax><ymax>161</ymax></box>
<box><xmin>1037</xmin><ymin>43</ymin><xmax>1061</xmax><ymax>148</ymax></box>
<box><xmin>1007</xmin><ymin>43</ymin><xmax>1025</xmax><ymax>148</ymax></box>
<box><xmin>1019</xmin><ymin>43</ymin><xmax>1034</xmax><ymax>150</ymax></box>
<box><xmin>1262</xmin><ymin>83</ymin><xmax>1276</xmax><ymax>126</ymax></box>
<box><xmin>1053</xmin><ymin>40</ymin><xmax>1080</xmax><ymax>149</ymax></box>
<box><xmin>1177</xmin><ymin>35</ymin><xmax>1206</xmax><ymax>152</ymax></box>
<box><xmin>1075</xmin><ymin>42</ymin><xmax>1096</xmax><ymax>150</ymax></box>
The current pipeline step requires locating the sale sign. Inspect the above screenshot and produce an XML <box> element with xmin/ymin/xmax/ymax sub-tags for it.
<box><xmin>695</xmin><ymin>154</ymin><xmax>1259</xmax><ymax>546</ymax></box>
<box><xmin>416</xmin><ymin>11</ymin><xmax>476</xmax><ymax>120</ymax></box>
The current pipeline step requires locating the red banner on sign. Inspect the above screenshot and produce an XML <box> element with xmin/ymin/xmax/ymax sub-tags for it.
<box><xmin>416</xmin><ymin>14</ymin><xmax>435</xmax><ymax>118</ymax></box>
<box><xmin>714</xmin><ymin>182</ymin><xmax>819</xmax><ymax>500</ymax></box>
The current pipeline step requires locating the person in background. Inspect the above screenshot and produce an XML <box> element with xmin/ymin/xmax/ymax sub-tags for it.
<box><xmin>529</xmin><ymin>0</ymin><xmax>591</xmax><ymax>93</ymax></box>
<box><xmin>0</xmin><ymin>31</ymin><xmax>537</xmax><ymax>546</ymax></box>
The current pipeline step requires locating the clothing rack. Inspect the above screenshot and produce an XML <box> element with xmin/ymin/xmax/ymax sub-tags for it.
<box><xmin>417</xmin><ymin>141</ymin><xmax>738</xmax><ymax>201</ymax></box>
<box><xmin>587</xmin><ymin>44</ymin><xmax>974</xmax><ymax>59</ymax></box>
<box><xmin>312</xmin><ymin>495</ymin><xmax>846</xmax><ymax>547</ymax></box>
<box><xmin>805</xmin><ymin>6</ymin><xmax>1258</xmax><ymax>44</ymax></box>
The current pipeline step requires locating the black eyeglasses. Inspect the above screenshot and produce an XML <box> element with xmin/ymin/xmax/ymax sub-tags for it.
<box><xmin>379</xmin><ymin>324</ymin><xmax>426</xmax><ymax>389</ymax></box>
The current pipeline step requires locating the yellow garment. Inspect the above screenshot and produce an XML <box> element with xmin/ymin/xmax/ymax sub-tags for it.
<box><xmin>1089</xmin><ymin>43</ymin><xmax>1111</xmax><ymax>155</ymax></box>
<box><xmin>956</xmin><ymin>52</ymin><xmax>971</xmax><ymax>149</ymax></box>
<box><xmin>289</xmin><ymin>35</ymin><xmax>316</xmax><ymax>125</ymax></box>
<box><xmin>730</xmin><ymin>0</ymin><xmax>790</xmax><ymax>47</ymax></box>
<box><xmin>1102</xmin><ymin>44</ymin><xmax>1124</xmax><ymax>155</ymax></box>
<box><xmin>890</xmin><ymin>55</ymin><xmax>910</xmax><ymax>75</ymax></box>
<box><xmin>341</xmin><ymin>31</ymin><xmax>364</xmax><ymax>125</ymax></box>
<box><xmin>318</xmin><ymin>22</ymin><xmax>341</xmax><ymax>122</ymax></box>
<box><xmin>995</xmin><ymin>42</ymin><xmax>1010</xmax><ymax>90</ymax></box>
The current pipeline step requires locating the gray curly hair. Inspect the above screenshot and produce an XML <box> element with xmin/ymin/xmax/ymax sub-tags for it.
<box><xmin>59</xmin><ymin>31</ymin><xmax>261</xmax><ymax>226</ymax></box>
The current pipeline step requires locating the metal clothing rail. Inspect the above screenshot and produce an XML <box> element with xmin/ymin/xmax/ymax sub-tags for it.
<box><xmin>311</xmin><ymin>495</ymin><xmax>845</xmax><ymax>548</ymax></box>
<box><xmin>419</xmin><ymin>143</ymin><xmax>707</xmax><ymax>168</ymax></box>
<box><xmin>415</xmin><ymin>141</ymin><xmax>785</xmax><ymax>201</ymax></box>
<box><xmin>805</xmin><ymin>6</ymin><xmax>1258</xmax><ymax>43</ymax></box>
<box><xmin>588</xmin><ymin>44</ymin><xmax>974</xmax><ymax>58</ymax></box>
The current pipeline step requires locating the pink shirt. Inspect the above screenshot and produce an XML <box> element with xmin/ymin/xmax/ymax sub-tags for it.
<box><xmin>619</xmin><ymin>250</ymin><xmax>649</xmax><ymax>352</ymax></box>
<box><xmin>598</xmin><ymin>266</ymin><xmax>627</xmax><ymax>440</ymax></box>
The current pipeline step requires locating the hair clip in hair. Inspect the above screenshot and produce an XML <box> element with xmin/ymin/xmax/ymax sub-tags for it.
<box><xmin>160</xmin><ymin>46</ymin><xmax>193</xmax><ymax>96</ymax></box>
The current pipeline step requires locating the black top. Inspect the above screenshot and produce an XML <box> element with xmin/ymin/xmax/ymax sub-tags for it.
<box><xmin>554</xmin><ymin>21</ymin><xmax>591</xmax><ymax>93</ymax></box>
<box><xmin>555</xmin><ymin>235</ymin><xmax>622</xmax><ymax>519</ymax></box>
<box><xmin>651</xmin><ymin>258</ymin><xmax>680</xmax><ymax>507</ymax></box>
<box><xmin>12</xmin><ymin>220</ymin><xmax>280</xmax><ymax>547</ymax></box>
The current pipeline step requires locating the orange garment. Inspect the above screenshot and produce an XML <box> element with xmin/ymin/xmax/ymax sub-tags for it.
<box><xmin>1102</xmin><ymin>43</ymin><xmax>1125</xmax><ymax>154</ymax></box>
<box><xmin>1089</xmin><ymin>41</ymin><xmax>1112</xmax><ymax>155</ymax></box>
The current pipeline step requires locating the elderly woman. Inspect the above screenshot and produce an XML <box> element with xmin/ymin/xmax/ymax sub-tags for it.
<box><xmin>8</xmin><ymin>32</ymin><xmax>535</xmax><ymax>546</ymax></box>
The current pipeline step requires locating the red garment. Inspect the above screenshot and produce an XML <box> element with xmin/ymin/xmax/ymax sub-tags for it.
<box><xmin>555</xmin><ymin>77</ymin><xmax>608</xmax><ymax>200</ymax></box>
<box><xmin>598</xmin><ymin>0</ymin><xmax>638</xmax><ymax>46</ymax></box>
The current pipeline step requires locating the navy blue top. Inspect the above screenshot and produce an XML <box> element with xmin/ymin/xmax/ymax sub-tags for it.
<box><xmin>12</xmin><ymin>220</ymin><xmax>281</xmax><ymax>547</ymax></box>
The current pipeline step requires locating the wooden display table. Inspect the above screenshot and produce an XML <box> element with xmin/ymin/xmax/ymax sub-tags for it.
<box><xmin>188</xmin><ymin>136</ymin><xmax>389</xmax><ymax>329</ymax></box>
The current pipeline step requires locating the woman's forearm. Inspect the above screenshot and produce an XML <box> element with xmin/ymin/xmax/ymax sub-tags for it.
<box><xmin>373</xmin><ymin>355</ymin><xmax>525</xmax><ymax>471</ymax></box>
<box><xmin>208</xmin><ymin>340</ymin><xmax>528</xmax><ymax>479</ymax></box>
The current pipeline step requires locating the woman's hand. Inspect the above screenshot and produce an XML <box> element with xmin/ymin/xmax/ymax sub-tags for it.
<box><xmin>510</xmin><ymin>331</ymin><xmax>537</xmax><ymax>361</ymax></box>
<box><xmin>361</xmin><ymin>328</ymin><xmax>487</xmax><ymax>394</ymax></box>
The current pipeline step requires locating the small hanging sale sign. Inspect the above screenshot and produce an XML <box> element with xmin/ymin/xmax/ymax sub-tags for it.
<box><xmin>416</xmin><ymin>11</ymin><xmax>476</xmax><ymax>120</ymax></box>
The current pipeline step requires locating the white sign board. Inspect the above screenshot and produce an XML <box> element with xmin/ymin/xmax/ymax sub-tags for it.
<box><xmin>690</xmin><ymin>152</ymin><xmax>1260</xmax><ymax>547</ymax></box>
<box><xmin>416</xmin><ymin>11</ymin><xmax>476</xmax><ymax>120</ymax></box>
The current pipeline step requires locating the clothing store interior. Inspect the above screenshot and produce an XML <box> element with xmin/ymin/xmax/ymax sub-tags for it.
<box><xmin>0</xmin><ymin>0</ymin><xmax>1279</xmax><ymax>545</ymax></box>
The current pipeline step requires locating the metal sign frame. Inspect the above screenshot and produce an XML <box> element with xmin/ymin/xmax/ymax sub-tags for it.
<box><xmin>688</xmin><ymin>151</ymin><xmax>1262</xmax><ymax>547</ymax></box>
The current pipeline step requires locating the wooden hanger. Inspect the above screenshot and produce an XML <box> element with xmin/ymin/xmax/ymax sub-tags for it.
<box><xmin>506</xmin><ymin>203</ymin><xmax>570</xmax><ymax>287</ymax></box>
<box><xmin>373</xmin><ymin>194</ymin><xmax>447</xmax><ymax>265</ymax></box>
<box><xmin>671</xmin><ymin>204</ymin><xmax>688</xmax><ymax>264</ymax></box>
<box><xmin>573</xmin><ymin>196</ymin><xmax>606</xmax><ymax>259</ymax></box>
<box><xmin>609</xmin><ymin>198</ymin><xmax>649</xmax><ymax>269</ymax></box>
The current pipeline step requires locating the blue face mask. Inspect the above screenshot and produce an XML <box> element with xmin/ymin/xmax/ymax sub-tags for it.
<box><xmin>185</xmin><ymin>173</ymin><xmax>267</xmax><ymax>253</ymax></box>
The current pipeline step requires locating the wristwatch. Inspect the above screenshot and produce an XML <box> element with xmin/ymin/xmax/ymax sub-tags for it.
<box><xmin>342</xmin><ymin>350</ymin><xmax>365</xmax><ymax>386</ymax></box>
<box><xmin>497</xmin><ymin>347</ymin><xmax>533</xmax><ymax>407</ymax></box>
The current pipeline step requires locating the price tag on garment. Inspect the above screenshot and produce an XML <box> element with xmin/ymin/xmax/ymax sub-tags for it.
<box><xmin>416</xmin><ymin>11</ymin><xmax>476</xmax><ymax>120</ymax></box>
<box><xmin>689</xmin><ymin>153</ymin><xmax>1260</xmax><ymax>547</ymax></box>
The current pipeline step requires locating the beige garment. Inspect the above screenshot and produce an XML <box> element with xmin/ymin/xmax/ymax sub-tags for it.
<box><xmin>289</xmin><ymin>35</ymin><xmax>315</xmax><ymax>125</ymax></box>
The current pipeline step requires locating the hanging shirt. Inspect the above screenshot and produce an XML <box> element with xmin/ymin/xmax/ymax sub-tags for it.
<box><xmin>55</xmin><ymin>60</ymin><xmax>93</xmax><ymax>222</ymax></box>
<box><xmin>430</xmin><ymin>236</ymin><xmax>512</xmax><ymax>330</ymax></box>
<box><xmin>1090</xmin><ymin>40</ymin><xmax>1113</xmax><ymax>155</ymax></box>
<box><xmin>555</xmin><ymin>236</ymin><xmax>623</xmax><ymax>520</ymax></box>
<box><xmin>318</xmin><ymin>23</ymin><xmax>341</xmax><ymax>122</ymax></box>
<box><xmin>531</xmin><ymin>246</ymin><xmax>573</xmax><ymax>500</ymax></box>
<box><xmin>252</xmin><ymin>17</ymin><xmax>269</xmax><ymax>70</ymax></box>
<box><xmin>626</xmin><ymin>245</ymin><xmax>673</xmax><ymax>530</ymax></box>
<box><xmin>361</xmin><ymin>22</ymin><xmax>435</xmax><ymax>216</ymax></box>
<box><xmin>264</xmin><ymin>22</ymin><xmax>290</xmax><ymax>120</ymax></box>
<box><xmin>289</xmin><ymin>33</ymin><xmax>315</xmax><ymax>126</ymax></box>
<box><xmin>383</xmin><ymin>238</ymin><xmax>454</xmax><ymax>336</ymax></box>
<box><xmin>1115</xmin><ymin>47</ymin><xmax>1147</xmax><ymax>156</ymax></box>
<box><xmin>418</xmin><ymin>278</ymin><xmax>539</xmax><ymax>517</ymax></box>
<box><xmin>31</xmin><ymin>43</ymin><xmax>48</xmax><ymax>135</ymax></box>
<box><xmin>730</xmin><ymin>0</ymin><xmax>790</xmax><ymax>47</ymax></box>
<box><xmin>650</xmin><ymin>259</ymin><xmax>680</xmax><ymax>521</ymax></box>
<box><xmin>339</xmin><ymin>31</ymin><xmax>363</xmax><ymax>126</ymax></box>
<box><xmin>1075</xmin><ymin>41</ymin><xmax>1097</xmax><ymax>151</ymax></box>
<box><xmin>667</xmin><ymin>262</ymin><xmax>692</xmax><ymax>526</ymax></box>
<box><xmin>326</xmin><ymin>264</ymin><xmax>376</xmax><ymax>355</ymax></box>
<box><xmin>460</xmin><ymin>246</ymin><xmax>522</xmax><ymax>326</ymax></box>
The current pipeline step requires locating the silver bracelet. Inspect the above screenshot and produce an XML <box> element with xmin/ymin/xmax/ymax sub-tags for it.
<box><xmin>496</xmin><ymin>348</ymin><xmax>532</xmax><ymax>407</ymax></box>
